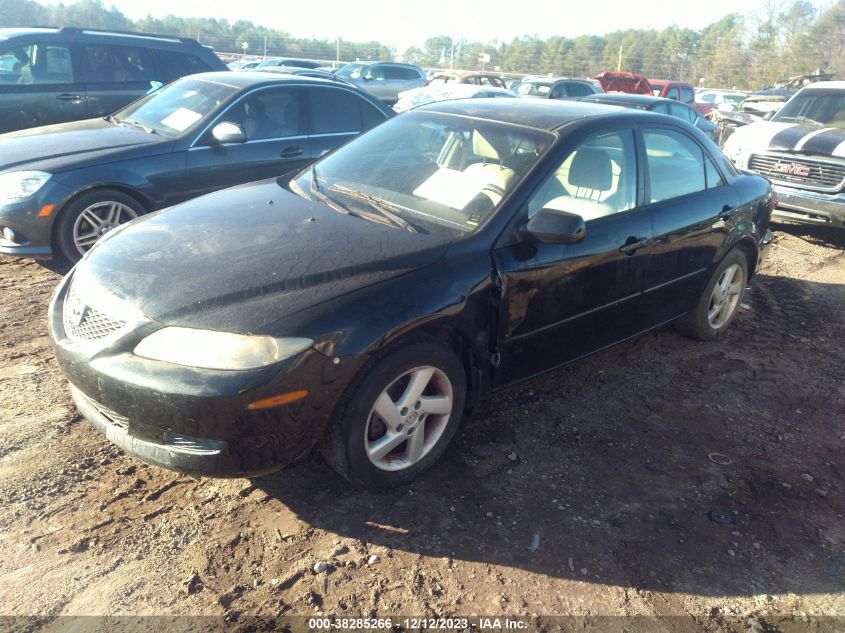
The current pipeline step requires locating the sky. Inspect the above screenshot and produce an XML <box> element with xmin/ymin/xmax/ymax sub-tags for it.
<box><xmin>45</xmin><ymin>0</ymin><xmax>832</xmax><ymax>51</ymax></box>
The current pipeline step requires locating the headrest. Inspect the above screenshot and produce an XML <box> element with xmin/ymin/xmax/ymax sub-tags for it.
<box><xmin>569</xmin><ymin>147</ymin><xmax>612</xmax><ymax>191</ymax></box>
<box><xmin>472</xmin><ymin>129</ymin><xmax>508</xmax><ymax>161</ymax></box>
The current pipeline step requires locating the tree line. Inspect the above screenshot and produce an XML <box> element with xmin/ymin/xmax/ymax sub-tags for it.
<box><xmin>2</xmin><ymin>0</ymin><xmax>844</xmax><ymax>89</ymax></box>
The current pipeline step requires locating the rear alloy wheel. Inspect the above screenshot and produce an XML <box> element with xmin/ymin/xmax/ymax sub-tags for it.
<box><xmin>676</xmin><ymin>249</ymin><xmax>748</xmax><ymax>341</ymax></box>
<box><xmin>322</xmin><ymin>341</ymin><xmax>466</xmax><ymax>487</ymax></box>
<box><xmin>55</xmin><ymin>189</ymin><xmax>143</xmax><ymax>263</ymax></box>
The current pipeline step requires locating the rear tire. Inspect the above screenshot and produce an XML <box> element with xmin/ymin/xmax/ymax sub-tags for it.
<box><xmin>55</xmin><ymin>189</ymin><xmax>143</xmax><ymax>263</ymax></box>
<box><xmin>321</xmin><ymin>341</ymin><xmax>466</xmax><ymax>488</ymax></box>
<box><xmin>675</xmin><ymin>249</ymin><xmax>748</xmax><ymax>341</ymax></box>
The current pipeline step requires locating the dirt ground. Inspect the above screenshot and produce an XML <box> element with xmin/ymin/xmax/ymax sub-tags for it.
<box><xmin>0</xmin><ymin>223</ymin><xmax>843</xmax><ymax>632</ymax></box>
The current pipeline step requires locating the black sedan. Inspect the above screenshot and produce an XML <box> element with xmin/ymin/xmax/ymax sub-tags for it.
<box><xmin>0</xmin><ymin>71</ymin><xmax>391</xmax><ymax>261</ymax></box>
<box><xmin>49</xmin><ymin>99</ymin><xmax>774</xmax><ymax>488</ymax></box>
<box><xmin>580</xmin><ymin>92</ymin><xmax>719</xmax><ymax>141</ymax></box>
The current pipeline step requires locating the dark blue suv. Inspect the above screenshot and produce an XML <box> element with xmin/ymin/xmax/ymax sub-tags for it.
<box><xmin>0</xmin><ymin>27</ymin><xmax>227</xmax><ymax>133</ymax></box>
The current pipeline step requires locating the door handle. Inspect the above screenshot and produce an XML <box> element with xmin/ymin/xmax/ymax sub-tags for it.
<box><xmin>56</xmin><ymin>93</ymin><xmax>83</xmax><ymax>102</ymax></box>
<box><xmin>619</xmin><ymin>236</ymin><xmax>652</xmax><ymax>254</ymax></box>
<box><xmin>280</xmin><ymin>145</ymin><xmax>304</xmax><ymax>158</ymax></box>
<box><xmin>719</xmin><ymin>205</ymin><xmax>735</xmax><ymax>221</ymax></box>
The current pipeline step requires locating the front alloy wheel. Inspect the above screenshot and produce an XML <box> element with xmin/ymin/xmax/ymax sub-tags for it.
<box><xmin>72</xmin><ymin>200</ymin><xmax>139</xmax><ymax>254</ymax></box>
<box><xmin>364</xmin><ymin>366</ymin><xmax>454</xmax><ymax>471</ymax></box>
<box><xmin>322</xmin><ymin>341</ymin><xmax>466</xmax><ymax>487</ymax></box>
<box><xmin>55</xmin><ymin>188</ymin><xmax>145</xmax><ymax>263</ymax></box>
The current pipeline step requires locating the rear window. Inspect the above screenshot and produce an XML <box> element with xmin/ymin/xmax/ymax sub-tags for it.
<box><xmin>152</xmin><ymin>50</ymin><xmax>212</xmax><ymax>83</ymax></box>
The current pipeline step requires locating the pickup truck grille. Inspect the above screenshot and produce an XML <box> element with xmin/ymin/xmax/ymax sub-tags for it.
<box><xmin>748</xmin><ymin>154</ymin><xmax>845</xmax><ymax>192</ymax></box>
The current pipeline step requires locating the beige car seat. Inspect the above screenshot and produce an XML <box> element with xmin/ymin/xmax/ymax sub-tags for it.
<box><xmin>463</xmin><ymin>129</ymin><xmax>516</xmax><ymax>206</ymax></box>
<box><xmin>543</xmin><ymin>147</ymin><xmax>617</xmax><ymax>221</ymax></box>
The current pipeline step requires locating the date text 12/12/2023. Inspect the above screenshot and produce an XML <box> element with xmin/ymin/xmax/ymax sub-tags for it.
<box><xmin>306</xmin><ymin>617</ymin><xmax>530</xmax><ymax>630</ymax></box>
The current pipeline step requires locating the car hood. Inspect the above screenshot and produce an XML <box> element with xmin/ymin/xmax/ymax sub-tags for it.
<box><xmin>0</xmin><ymin>118</ymin><xmax>172</xmax><ymax>173</ymax></box>
<box><xmin>80</xmin><ymin>178</ymin><xmax>452</xmax><ymax>333</ymax></box>
<box><xmin>730</xmin><ymin>121</ymin><xmax>845</xmax><ymax>157</ymax></box>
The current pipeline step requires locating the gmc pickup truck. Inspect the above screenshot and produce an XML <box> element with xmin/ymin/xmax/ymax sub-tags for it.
<box><xmin>723</xmin><ymin>81</ymin><xmax>845</xmax><ymax>229</ymax></box>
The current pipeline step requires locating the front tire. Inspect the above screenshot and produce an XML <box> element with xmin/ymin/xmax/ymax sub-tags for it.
<box><xmin>322</xmin><ymin>341</ymin><xmax>466</xmax><ymax>488</ymax></box>
<box><xmin>676</xmin><ymin>249</ymin><xmax>748</xmax><ymax>341</ymax></box>
<box><xmin>55</xmin><ymin>189</ymin><xmax>143</xmax><ymax>263</ymax></box>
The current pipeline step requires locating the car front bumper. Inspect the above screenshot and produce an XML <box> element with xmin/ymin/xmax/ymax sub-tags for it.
<box><xmin>48</xmin><ymin>271</ymin><xmax>356</xmax><ymax>477</ymax></box>
<box><xmin>772</xmin><ymin>184</ymin><xmax>845</xmax><ymax>228</ymax></box>
<box><xmin>0</xmin><ymin>179</ymin><xmax>75</xmax><ymax>258</ymax></box>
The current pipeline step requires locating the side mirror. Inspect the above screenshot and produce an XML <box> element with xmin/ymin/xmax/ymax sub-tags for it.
<box><xmin>762</xmin><ymin>110</ymin><xmax>775</xmax><ymax>121</ymax></box>
<box><xmin>520</xmin><ymin>208</ymin><xmax>586</xmax><ymax>244</ymax></box>
<box><xmin>211</xmin><ymin>121</ymin><xmax>246</xmax><ymax>144</ymax></box>
<box><xmin>363</xmin><ymin>73</ymin><xmax>373</xmax><ymax>81</ymax></box>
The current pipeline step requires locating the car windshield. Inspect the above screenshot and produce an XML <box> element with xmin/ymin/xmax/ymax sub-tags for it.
<box><xmin>518</xmin><ymin>82</ymin><xmax>552</xmax><ymax>96</ymax></box>
<box><xmin>289</xmin><ymin>111</ymin><xmax>553</xmax><ymax>236</ymax></box>
<box><xmin>723</xmin><ymin>94</ymin><xmax>746</xmax><ymax>106</ymax></box>
<box><xmin>336</xmin><ymin>63</ymin><xmax>369</xmax><ymax>79</ymax></box>
<box><xmin>113</xmin><ymin>78</ymin><xmax>239</xmax><ymax>137</ymax></box>
<box><xmin>772</xmin><ymin>89</ymin><xmax>845</xmax><ymax>127</ymax></box>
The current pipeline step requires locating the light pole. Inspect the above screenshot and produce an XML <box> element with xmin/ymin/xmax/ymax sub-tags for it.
<box><xmin>241</xmin><ymin>41</ymin><xmax>249</xmax><ymax>59</ymax></box>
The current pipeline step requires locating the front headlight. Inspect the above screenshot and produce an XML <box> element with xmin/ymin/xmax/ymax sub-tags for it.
<box><xmin>133</xmin><ymin>327</ymin><xmax>313</xmax><ymax>370</ymax></box>
<box><xmin>0</xmin><ymin>171</ymin><xmax>51</xmax><ymax>202</ymax></box>
<box><xmin>722</xmin><ymin>137</ymin><xmax>749</xmax><ymax>168</ymax></box>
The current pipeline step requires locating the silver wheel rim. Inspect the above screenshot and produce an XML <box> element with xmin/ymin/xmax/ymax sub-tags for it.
<box><xmin>72</xmin><ymin>201</ymin><xmax>138</xmax><ymax>255</ymax></box>
<box><xmin>364</xmin><ymin>366</ymin><xmax>453</xmax><ymax>472</ymax></box>
<box><xmin>708</xmin><ymin>264</ymin><xmax>744</xmax><ymax>329</ymax></box>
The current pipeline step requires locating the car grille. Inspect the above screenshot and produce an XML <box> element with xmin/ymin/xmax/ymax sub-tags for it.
<box><xmin>62</xmin><ymin>278</ymin><xmax>127</xmax><ymax>342</ymax></box>
<box><xmin>748</xmin><ymin>154</ymin><xmax>845</xmax><ymax>192</ymax></box>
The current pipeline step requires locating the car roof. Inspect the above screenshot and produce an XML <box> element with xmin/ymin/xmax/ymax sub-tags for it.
<box><xmin>419</xmin><ymin>98</ymin><xmax>649</xmax><ymax>131</ymax></box>
<box><xmin>190</xmin><ymin>71</ymin><xmax>350</xmax><ymax>88</ymax></box>
<box><xmin>582</xmin><ymin>93</ymin><xmax>675</xmax><ymax>107</ymax></box>
<box><xmin>0</xmin><ymin>26</ymin><xmax>205</xmax><ymax>50</ymax></box>
<box><xmin>802</xmin><ymin>80</ymin><xmax>845</xmax><ymax>91</ymax></box>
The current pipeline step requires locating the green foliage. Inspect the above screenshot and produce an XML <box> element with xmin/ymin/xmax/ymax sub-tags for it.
<box><xmin>1</xmin><ymin>0</ymin><xmax>844</xmax><ymax>87</ymax></box>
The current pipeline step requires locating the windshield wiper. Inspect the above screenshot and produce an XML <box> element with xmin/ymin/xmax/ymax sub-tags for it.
<box><xmin>326</xmin><ymin>185</ymin><xmax>417</xmax><ymax>232</ymax></box>
<box><xmin>782</xmin><ymin>115</ymin><xmax>822</xmax><ymax>126</ymax></box>
<box><xmin>120</xmin><ymin>118</ymin><xmax>156</xmax><ymax>134</ymax></box>
<box><xmin>309</xmin><ymin>165</ymin><xmax>350</xmax><ymax>215</ymax></box>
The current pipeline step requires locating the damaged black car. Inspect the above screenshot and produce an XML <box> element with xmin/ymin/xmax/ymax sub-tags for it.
<box><xmin>49</xmin><ymin>100</ymin><xmax>775</xmax><ymax>487</ymax></box>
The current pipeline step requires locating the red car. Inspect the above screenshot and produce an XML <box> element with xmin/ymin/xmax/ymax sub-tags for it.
<box><xmin>594</xmin><ymin>71</ymin><xmax>652</xmax><ymax>95</ymax></box>
<box><xmin>649</xmin><ymin>79</ymin><xmax>714</xmax><ymax>116</ymax></box>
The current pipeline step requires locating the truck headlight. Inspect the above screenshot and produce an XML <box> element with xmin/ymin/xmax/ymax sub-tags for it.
<box><xmin>0</xmin><ymin>171</ymin><xmax>51</xmax><ymax>202</ymax></box>
<box><xmin>134</xmin><ymin>327</ymin><xmax>313</xmax><ymax>370</ymax></box>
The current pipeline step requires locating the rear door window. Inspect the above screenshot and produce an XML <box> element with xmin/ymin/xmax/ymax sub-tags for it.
<box><xmin>83</xmin><ymin>45</ymin><xmax>154</xmax><ymax>83</ymax></box>
<box><xmin>644</xmin><ymin>128</ymin><xmax>707</xmax><ymax>203</ymax></box>
<box><xmin>152</xmin><ymin>50</ymin><xmax>212</xmax><ymax>83</ymax></box>
<box><xmin>565</xmin><ymin>82</ymin><xmax>595</xmax><ymax>97</ymax></box>
<box><xmin>384</xmin><ymin>66</ymin><xmax>417</xmax><ymax>80</ymax></box>
<box><xmin>669</xmin><ymin>101</ymin><xmax>695</xmax><ymax>123</ymax></box>
<box><xmin>309</xmin><ymin>87</ymin><xmax>362</xmax><ymax>134</ymax></box>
